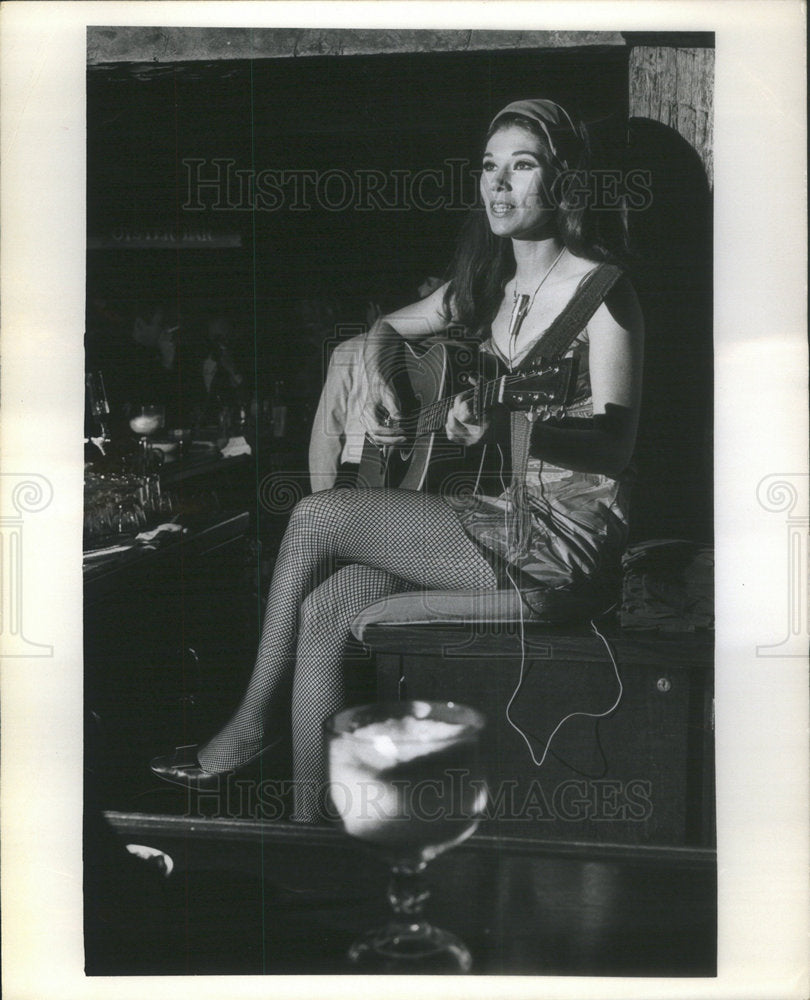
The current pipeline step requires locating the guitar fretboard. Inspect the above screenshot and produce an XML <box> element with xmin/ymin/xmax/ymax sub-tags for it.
<box><xmin>389</xmin><ymin>360</ymin><xmax>573</xmax><ymax>437</ymax></box>
<box><xmin>411</xmin><ymin>378</ymin><xmax>501</xmax><ymax>435</ymax></box>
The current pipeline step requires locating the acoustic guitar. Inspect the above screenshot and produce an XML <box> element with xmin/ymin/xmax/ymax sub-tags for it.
<box><xmin>358</xmin><ymin>338</ymin><xmax>578</xmax><ymax>495</ymax></box>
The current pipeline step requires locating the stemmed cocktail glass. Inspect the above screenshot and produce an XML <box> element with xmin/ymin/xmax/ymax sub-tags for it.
<box><xmin>129</xmin><ymin>404</ymin><xmax>165</xmax><ymax>477</ymax></box>
<box><xmin>326</xmin><ymin>701</ymin><xmax>487</xmax><ymax>973</ymax></box>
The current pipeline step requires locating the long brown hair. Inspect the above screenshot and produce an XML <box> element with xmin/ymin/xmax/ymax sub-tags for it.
<box><xmin>444</xmin><ymin>112</ymin><xmax>623</xmax><ymax>332</ymax></box>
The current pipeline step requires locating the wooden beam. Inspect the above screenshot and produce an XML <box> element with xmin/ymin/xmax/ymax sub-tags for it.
<box><xmin>623</xmin><ymin>32</ymin><xmax>714</xmax><ymax>49</ymax></box>
<box><xmin>629</xmin><ymin>46</ymin><xmax>715</xmax><ymax>187</ymax></box>
<box><xmin>86</xmin><ymin>26</ymin><xmax>626</xmax><ymax>65</ymax></box>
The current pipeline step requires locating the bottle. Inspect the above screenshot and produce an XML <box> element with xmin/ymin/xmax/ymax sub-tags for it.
<box><xmin>271</xmin><ymin>380</ymin><xmax>287</xmax><ymax>439</ymax></box>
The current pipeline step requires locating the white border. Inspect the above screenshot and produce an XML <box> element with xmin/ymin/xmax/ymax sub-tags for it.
<box><xmin>2</xmin><ymin>3</ymin><xmax>808</xmax><ymax>999</ymax></box>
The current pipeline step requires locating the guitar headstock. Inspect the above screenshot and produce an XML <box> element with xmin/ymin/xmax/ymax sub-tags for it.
<box><xmin>501</xmin><ymin>357</ymin><xmax>579</xmax><ymax>411</ymax></box>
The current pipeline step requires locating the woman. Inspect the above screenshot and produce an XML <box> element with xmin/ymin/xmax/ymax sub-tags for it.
<box><xmin>151</xmin><ymin>99</ymin><xmax>644</xmax><ymax>822</ymax></box>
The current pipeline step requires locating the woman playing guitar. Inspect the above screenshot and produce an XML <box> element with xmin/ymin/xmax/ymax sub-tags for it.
<box><xmin>151</xmin><ymin>99</ymin><xmax>644</xmax><ymax>822</ymax></box>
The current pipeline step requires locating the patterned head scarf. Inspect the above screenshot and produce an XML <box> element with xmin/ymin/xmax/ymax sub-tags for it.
<box><xmin>488</xmin><ymin>99</ymin><xmax>583</xmax><ymax>169</ymax></box>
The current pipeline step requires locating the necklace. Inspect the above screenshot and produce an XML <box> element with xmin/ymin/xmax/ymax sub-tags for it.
<box><xmin>512</xmin><ymin>245</ymin><xmax>567</xmax><ymax>313</ymax></box>
<box><xmin>508</xmin><ymin>246</ymin><xmax>567</xmax><ymax>357</ymax></box>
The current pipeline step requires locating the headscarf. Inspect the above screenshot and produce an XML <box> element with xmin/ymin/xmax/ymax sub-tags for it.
<box><xmin>488</xmin><ymin>99</ymin><xmax>583</xmax><ymax>170</ymax></box>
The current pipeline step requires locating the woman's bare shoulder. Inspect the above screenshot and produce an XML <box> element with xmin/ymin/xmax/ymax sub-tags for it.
<box><xmin>567</xmin><ymin>252</ymin><xmax>603</xmax><ymax>277</ymax></box>
<box><xmin>590</xmin><ymin>272</ymin><xmax>644</xmax><ymax>339</ymax></box>
<box><xmin>383</xmin><ymin>282</ymin><xmax>453</xmax><ymax>340</ymax></box>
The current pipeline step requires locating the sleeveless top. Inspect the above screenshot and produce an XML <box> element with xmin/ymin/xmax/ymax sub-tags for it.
<box><xmin>444</xmin><ymin>305</ymin><xmax>633</xmax><ymax>598</ymax></box>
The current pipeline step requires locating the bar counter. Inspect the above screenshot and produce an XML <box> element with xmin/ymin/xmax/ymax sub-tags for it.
<box><xmin>93</xmin><ymin>811</ymin><xmax>716</xmax><ymax>977</ymax></box>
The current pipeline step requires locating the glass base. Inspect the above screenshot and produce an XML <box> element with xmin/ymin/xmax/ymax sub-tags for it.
<box><xmin>347</xmin><ymin>920</ymin><xmax>473</xmax><ymax>974</ymax></box>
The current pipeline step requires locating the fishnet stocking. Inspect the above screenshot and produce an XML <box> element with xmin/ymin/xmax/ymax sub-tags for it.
<box><xmin>196</xmin><ymin>488</ymin><xmax>498</xmax><ymax>820</ymax></box>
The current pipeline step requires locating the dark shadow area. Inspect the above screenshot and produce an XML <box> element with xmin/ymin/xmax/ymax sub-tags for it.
<box><xmin>623</xmin><ymin>117</ymin><xmax>714</xmax><ymax>543</ymax></box>
<box><xmin>86</xmin><ymin>47</ymin><xmax>629</xmax><ymax>427</ymax></box>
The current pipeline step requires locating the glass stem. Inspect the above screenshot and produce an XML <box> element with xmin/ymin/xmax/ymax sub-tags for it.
<box><xmin>387</xmin><ymin>863</ymin><xmax>430</xmax><ymax>925</ymax></box>
<box><xmin>138</xmin><ymin>436</ymin><xmax>150</xmax><ymax>477</ymax></box>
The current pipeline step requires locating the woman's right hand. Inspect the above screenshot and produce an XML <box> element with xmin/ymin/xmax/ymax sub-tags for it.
<box><xmin>361</xmin><ymin>286</ymin><xmax>452</xmax><ymax>448</ymax></box>
<box><xmin>361</xmin><ymin>374</ymin><xmax>405</xmax><ymax>447</ymax></box>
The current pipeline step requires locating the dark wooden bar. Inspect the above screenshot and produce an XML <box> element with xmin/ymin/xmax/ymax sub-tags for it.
<box><xmin>90</xmin><ymin>811</ymin><xmax>715</xmax><ymax>977</ymax></box>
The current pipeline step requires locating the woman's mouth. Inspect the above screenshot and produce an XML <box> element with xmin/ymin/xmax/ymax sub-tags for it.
<box><xmin>489</xmin><ymin>202</ymin><xmax>515</xmax><ymax>217</ymax></box>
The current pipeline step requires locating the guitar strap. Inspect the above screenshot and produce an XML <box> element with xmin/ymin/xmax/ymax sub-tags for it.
<box><xmin>517</xmin><ymin>261</ymin><xmax>624</xmax><ymax>369</ymax></box>
<box><xmin>507</xmin><ymin>262</ymin><xmax>624</xmax><ymax>560</ymax></box>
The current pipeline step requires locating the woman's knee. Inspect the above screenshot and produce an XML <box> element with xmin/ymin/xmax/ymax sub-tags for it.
<box><xmin>287</xmin><ymin>489</ymin><xmax>355</xmax><ymax>534</ymax></box>
<box><xmin>299</xmin><ymin>568</ymin><xmax>353</xmax><ymax>633</ymax></box>
<box><xmin>288</xmin><ymin>491</ymin><xmax>325</xmax><ymax>525</ymax></box>
<box><xmin>299</xmin><ymin>563</ymin><xmax>391</xmax><ymax>633</ymax></box>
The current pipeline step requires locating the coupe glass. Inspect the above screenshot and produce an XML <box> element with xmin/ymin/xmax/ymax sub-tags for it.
<box><xmin>326</xmin><ymin>701</ymin><xmax>487</xmax><ymax>973</ymax></box>
<box><xmin>128</xmin><ymin>404</ymin><xmax>165</xmax><ymax>476</ymax></box>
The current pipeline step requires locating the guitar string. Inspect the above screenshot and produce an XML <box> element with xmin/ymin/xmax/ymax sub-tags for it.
<box><xmin>399</xmin><ymin>367</ymin><xmax>562</xmax><ymax>435</ymax></box>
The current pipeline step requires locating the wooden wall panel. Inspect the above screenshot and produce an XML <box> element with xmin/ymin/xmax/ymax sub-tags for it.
<box><xmin>630</xmin><ymin>46</ymin><xmax>714</xmax><ymax>187</ymax></box>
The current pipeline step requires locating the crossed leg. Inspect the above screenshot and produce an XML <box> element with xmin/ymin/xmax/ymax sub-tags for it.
<box><xmin>196</xmin><ymin>488</ymin><xmax>498</xmax><ymax>818</ymax></box>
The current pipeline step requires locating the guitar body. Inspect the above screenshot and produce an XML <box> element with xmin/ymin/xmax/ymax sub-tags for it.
<box><xmin>358</xmin><ymin>339</ymin><xmax>501</xmax><ymax>494</ymax></box>
<box><xmin>358</xmin><ymin>339</ymin><xmax>578</xmax><ymax>496</ymax></box>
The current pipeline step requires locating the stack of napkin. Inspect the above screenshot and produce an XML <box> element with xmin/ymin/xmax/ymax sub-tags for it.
<box><xmin>220</xmin><ymin>436</ymin><xmax>252</xmax><ymax>458</ymax></box>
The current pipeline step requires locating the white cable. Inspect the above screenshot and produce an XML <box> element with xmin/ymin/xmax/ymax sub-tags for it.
<box><xmin>494</xmin><ymin>438</ymin><xmax>547</xmax><ymax>764</ymax></box>
<box><xmin>504</xmin><ymin>606</ymin><xmax>623</xmax><ymax>768</ymax></box>
<box><xmin>495</xmin><ymin>421</ymin><xmax>623</xmax><ymax>769</ymax></box>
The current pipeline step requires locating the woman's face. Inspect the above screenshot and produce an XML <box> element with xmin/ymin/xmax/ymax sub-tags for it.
<box><xmin>480</xmin><ymin>124</ymin><xmax>557</xmax><ymax>240</ymax></box>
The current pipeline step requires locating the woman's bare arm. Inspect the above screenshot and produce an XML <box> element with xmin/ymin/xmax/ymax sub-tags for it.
<box><xmin>528</xmin><ymin>277</ymin><xmax>644</xmax><ymax>478</ymax></box>
<box><xmin>445</xmin><ymin>278</ymin><xmax>644</xmax><ymax>475</ymax></box>
<box><xmin>363</xmin><ymin>282</ymin><xmax>452</xmax><ymax>446</ymax></box>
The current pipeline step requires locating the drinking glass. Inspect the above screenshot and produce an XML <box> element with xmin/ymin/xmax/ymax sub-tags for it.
<box><xmin>86</xmin><ymin>371</ymin><xmax>111</xmax><ymax>440</ymax></box>
<box><xmin>115</xmin><ymin>499</ymin><xmax>143</xmax><ymax>536</ymax></box>
<box><xmin>129</xmin><ymin>404</ymin><xmax>165</xmax><ymax>476</ymax></box>
<box><xmin>326</xmin><ymin>701</ymin><xmax>487</xmax><ymax>973</ymax></box>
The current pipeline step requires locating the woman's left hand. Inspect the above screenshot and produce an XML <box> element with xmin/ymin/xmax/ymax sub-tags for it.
<box><xmin>446</xmin><ymin>391</ymin><xmax>489</xmax><ymax>446</ymax></box>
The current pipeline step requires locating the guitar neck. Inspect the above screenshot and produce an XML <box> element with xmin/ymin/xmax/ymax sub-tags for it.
<box><xmin>416</xmin><ymin>378</ymin><xmax>500</xmax><ymax>434</ymax></box>
<box><xmin>398</xmin><ymin>356</ymin><xmax>575</xmax><ymax>435</ymax></box>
